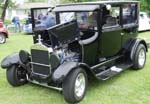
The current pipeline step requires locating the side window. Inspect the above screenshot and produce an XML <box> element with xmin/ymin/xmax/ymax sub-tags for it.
<box><xmin>77</xmin><ymin>12</ymin><xmax>97</xmax><ymax>30</ymax></box>
<box><xmin>102</xmin><ymin>5</ymin><xmax>120</xmax><ymax>28</ymax></box>
<box><xmin>122</xmin><ymin>4</ymin><xmax>136</xmax><ymax>25</ymax></box>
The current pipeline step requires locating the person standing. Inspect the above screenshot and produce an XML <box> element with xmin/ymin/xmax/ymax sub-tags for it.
<box><xmin>12</xmin><ymin>16</ymin><xmax>21</xmax><ymax>33</ymax></box>
<box><xmin>44</xmin><ymin>12</ymin><xmax>56</xmax><ymax>28</ymax></box>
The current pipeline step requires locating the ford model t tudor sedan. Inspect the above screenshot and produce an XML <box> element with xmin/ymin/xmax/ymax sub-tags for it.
<box><xmin>1</xmin><ymin>1</ymin><xmax>148</xmax><ymax>103</ymax></box>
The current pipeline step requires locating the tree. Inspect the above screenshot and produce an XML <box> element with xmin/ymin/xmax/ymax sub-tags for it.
<box><xmin>27</xmin><ymin>0</ymin><xmax>48</xmax><ymax>2</ymax></box>
<box><xmin>1</xmin><ymin>0</ymin><xmax>9</xmax><ymax>21</ymax></box>
<box><xmin>140</xmin><ymin>0</ymin><xmax>150</xmax><ymax>14</ymax></box>
<box><xmin>0</xmin><ymin>0</ymin><xmax>16</xmax><ymax>21</ymax></box>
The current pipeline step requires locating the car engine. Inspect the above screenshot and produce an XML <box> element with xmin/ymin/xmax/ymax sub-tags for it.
<box><xmin>48</xmin><ymin>45</ymin><xmax>80</xmax><ymax>64</ymax></box>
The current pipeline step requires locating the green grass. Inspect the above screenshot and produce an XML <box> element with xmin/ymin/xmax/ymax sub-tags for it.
<box><xmin>4</xmin><ymin>19</ymin><xmax>26</xmax><ymax>25</ymax></box>
<box><xmin>0</xmin><ymin>32</ymin><xmax>150</xmax><ymax>104</ymax></box>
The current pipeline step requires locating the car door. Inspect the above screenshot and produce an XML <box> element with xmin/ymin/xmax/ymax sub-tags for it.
<box><xmin>100</xmin><ymin>5</ymin><xmax>122</xmax><ymax>58</ymax></box>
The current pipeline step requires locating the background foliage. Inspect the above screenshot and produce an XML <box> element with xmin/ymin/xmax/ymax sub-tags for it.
<box><xmin>140</xmin><ymin>0</ymin><xmax>150</xmax><ymax>14</ymax></box>
<box><xmin>0</xmin><ymin>0</ymin><xmax>150</xmax><ymax>21</ymax></box>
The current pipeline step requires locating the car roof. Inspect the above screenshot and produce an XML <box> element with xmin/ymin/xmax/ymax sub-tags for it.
<box><xmin>53</xmin><ymin>5</ymin><xmax>100</xmax><ymax>12</ymax></box>
<box><xmin>53</xmin><ymin>1</ymin><xmax>139</xmax><ymax>12</ymax></box>
<box><xmin>58</xmin><ymin>1</ymin><xmax>139</xmax><ymax>6</ymax></box>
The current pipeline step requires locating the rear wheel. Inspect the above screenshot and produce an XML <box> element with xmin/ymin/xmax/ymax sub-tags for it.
<box><xmin>0</xmin><ymin>33</ymin><xmax>6</xmax><ymax>44</ymax></box>
<box><xmin>6</xmin><ymin>64</ymin><xmax>28</xmax><ymax>86</ymax></box>
<box><xmin>132</xmin><ymin>44</ymin><xmax>146</xmax><ymax>69</ymax></box>
<box><xmin>63</xmin><ymin>68</ymin><xmax>88</xmax><ymax>103</ymax></box>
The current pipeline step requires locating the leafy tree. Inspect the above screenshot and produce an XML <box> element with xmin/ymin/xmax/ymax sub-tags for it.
<box><xmin>1</xmin><ymin>0</ymin><xmax>9</xmax><ymax>21</ymax></box>
<box><xmin>27</xmin><ymin>0</ymin><xmax>48</xmax><ymax>2</ymax></box>
<box><xmin>0</xmin><ymin>0</ymin><xmax>16</xmax><ymax>21</ymax></box>
<box><xmin>140</xmin><ymin>0</ymin><xmax>150</xmax><ymax>14</ymax></box>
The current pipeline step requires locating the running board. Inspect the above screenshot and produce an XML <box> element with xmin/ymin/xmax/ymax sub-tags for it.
<box><xmin>96</xmin><ymin>63</ymin><xmax>133</xmax><ymax>80</ymax></box>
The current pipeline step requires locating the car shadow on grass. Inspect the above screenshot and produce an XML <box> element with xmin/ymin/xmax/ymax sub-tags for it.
<box><xmin>87</xmin><ymin>69</ymin><xmax>136</xmax><ymax>91</ymax></box>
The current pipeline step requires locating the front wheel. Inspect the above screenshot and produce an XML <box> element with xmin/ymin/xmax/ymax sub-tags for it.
<box><xmin>6</xmin><ymin>65</ymin><xmax>28</xmax><ymax>87</ymax></box>
<box><xmin>63</xmin><ymin>68</ymin><xmax>88</xmax><ymax>103</ymax></box>
<box><xmin>132</xmin><ymin>44</ymin><xmax>146</xmax><ymax>69</ymax></box>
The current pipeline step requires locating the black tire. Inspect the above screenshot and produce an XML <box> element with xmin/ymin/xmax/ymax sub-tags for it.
<box><xmin>6</xmin><ymin>64</ymin><xmax>28</xmax><ymax>87</ymax></box>
<box><xmin>63</xmin><ymin>68</ymin><xmax>88</xmax><ymax>103</ymax></box>
<box><xmin>0</xmin><ymin>33</ymin><xmax>6</xmax><ymax>44</ymax></box>
<box><xmin>132</xmin><ymin>44</ymin><xmax>146</xmax><ymax>69</ymax></box>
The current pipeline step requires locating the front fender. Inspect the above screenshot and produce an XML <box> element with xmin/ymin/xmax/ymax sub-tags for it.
<box><xmin>52</xmin><ymin>62</ymin><xmax>93</xmax><ymax>83</ymax></box>
<box><xmin>52</xmin><ymin>62</ymin><xmax>78</xmax><ymax>82</ymax></box>
<box><xmin>1</xmin><ymin>53</ymin><xmax>21</xmax><ymax>69</ymax></box>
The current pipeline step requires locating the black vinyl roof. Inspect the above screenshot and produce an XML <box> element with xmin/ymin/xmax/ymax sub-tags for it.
<box><xmin>53</xmin><ymin>1</ymin><xmax>139</xmax><ymax>12</ymax></box>
<box><xmin>53</xmin><ymin>5</ymin><xmax>100</xmax><ymax>12</ymax></box>
<box><xmin>58</xmin><ymin>1</ymin><xmax>138</xmax><ymax>6</ymax></box>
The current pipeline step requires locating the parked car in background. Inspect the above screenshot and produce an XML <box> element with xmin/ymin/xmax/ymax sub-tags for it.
<box><xmin>138</xmin><ymin>12</ymin><xmax>150</xmax><ymax>31</ymax></box>
<box><xmin>0</xmin><ymin>19</ymin><xmax>9</xmax><ymax>44</ymax></box>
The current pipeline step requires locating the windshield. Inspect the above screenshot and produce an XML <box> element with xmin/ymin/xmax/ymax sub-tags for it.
<box><xmin>32</xmin><ymin>8</ymin><xmax>56</xmax><ymax>30</ymax></box>
<box><xmin>59</xmin><ymin>12</ymin><xmax>97</xmax><ymax>30</ymax></box>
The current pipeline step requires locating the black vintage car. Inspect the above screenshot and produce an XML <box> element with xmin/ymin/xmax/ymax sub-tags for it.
<box><xmin>1</xmin><ymin>1</ymin><xmax>148</xmax><ymax>103</ymax></box>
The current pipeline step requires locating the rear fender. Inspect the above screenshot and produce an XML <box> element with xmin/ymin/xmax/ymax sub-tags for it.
<box><xmin>1</xmin><ymin>53</ymin><xmax>21</xmax><ymax>69</ymax></box>
<box><xmin>123</xmin><ymin>38</ymin><xmax>148</xmax><ymax>61</ymax></box>
<box><xmin>0</xmin><ymin>28</ymin><xmax>9</xmax><ymax>38</ymax></box>
<box><xmin>52</xmin><ymin>62</ymin><xmax>94</xmax><ymax>83</ymax></box>
<box><xmin>130</xmin><ymin>39</ymin><xmax>147</xmax><ymax>61</ymax></box>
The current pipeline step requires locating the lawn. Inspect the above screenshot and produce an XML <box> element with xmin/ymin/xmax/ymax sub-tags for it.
<box><xmin>0</xmin><ymin>32</ymin><xmax>150</xmax><ymax>104</ymax></box>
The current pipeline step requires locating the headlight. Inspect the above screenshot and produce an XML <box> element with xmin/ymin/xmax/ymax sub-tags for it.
<box><xmin>19</xmin><ymin>50</ymin><xmax>30</xmax><ymax>64</ymax></box>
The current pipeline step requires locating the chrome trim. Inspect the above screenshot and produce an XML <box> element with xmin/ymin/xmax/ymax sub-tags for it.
<box><xmin>37</xmin><ymin>35</ymin><xmax>43</xmax><ymax>44</ymax></box>
<box><xmin>31</xmin><ymin>62</ymin><xmax>50</xmax><ymax>67</ymax></box>
<box><xmin>81</xmin><ymin>44</ymin><xmax>84</xmax><ymax>62</ymax></box>
<box><xmin>31</xmin><ymin>44</ymin><xmax>48</xmax><ymax>51</ymax></box>
<box><xmin>27</xmin><ymin>75</ymin><xmax>62</xmax><ymax>91</ymax></box>
<box><xmin>32</xmin><ymin>72</ymin><xmax>50</xmax><ymax>77</ymax></box>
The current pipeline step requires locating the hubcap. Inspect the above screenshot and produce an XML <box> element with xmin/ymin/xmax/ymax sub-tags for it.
<box><xmin>138</xmin><ymin>49</ymin><xmax>146</xmax><ymax>66</ymax></box>
<box><xmin>0</xmin><ymin>34</ymin><xmax>5</xmax><ymax>43</ymax></box>
<box><xmin>74</xmin><ymin>73</ymin><xmax>86</xmax><ymax>98</ymax></box>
